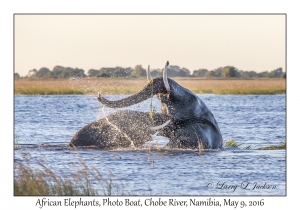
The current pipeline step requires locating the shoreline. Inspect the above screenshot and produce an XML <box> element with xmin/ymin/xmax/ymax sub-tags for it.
<box><xmin>14</xmin><ymin>78</ymin><xmax>286</xmax><ymax>95</ymax></box>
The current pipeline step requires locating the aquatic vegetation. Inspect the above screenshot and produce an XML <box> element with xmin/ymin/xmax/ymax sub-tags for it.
<box><xmin>225</xmin><ymin>138</ymin><xmax>243</xmax><ymax>148</ymax></box>
<box><xmin>14</xmin><ymin>150</ymin><xmax>132</xmax><ymax>196</ymax></box>
<box><xmin>14</xmin><ymin>162</ymin><xmax>96</xmax><ymax>196</ymax></box>
<box><xmin>259</xmin><ymin>141</ymin><xmax>286</xmax><ymax>150</ymax></box>
<box><xmin>225</xmin><ymin>138</ymin><xmax>286</xmax><ymax>150</ymax></box>
<box><xmin>244</xmin><ymin>145</ymin><xmax>251</xmax><ymax>150</ymax></box>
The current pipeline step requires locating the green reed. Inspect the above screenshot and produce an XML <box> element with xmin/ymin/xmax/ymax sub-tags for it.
<box><xmin>14</xmin><ymin>148</ymin><xmax>132</xmax><ymax>196</ymax></box>
<box><xmin>225</xmin><ymin>138</ymin><xmax>286</xmax><ymax>150</ymax></box>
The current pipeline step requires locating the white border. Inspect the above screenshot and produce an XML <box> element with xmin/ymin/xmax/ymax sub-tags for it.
<box><xmin>3</xmin><ymin>0</ymin><xmax>298</xmax><ymax>209</ymax></box>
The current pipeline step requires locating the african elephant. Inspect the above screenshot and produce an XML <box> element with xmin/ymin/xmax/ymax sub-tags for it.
<box><xmin>69</xmin><ymin>61</ymin><xmax>223</xmax><ymax>149</ymax></box>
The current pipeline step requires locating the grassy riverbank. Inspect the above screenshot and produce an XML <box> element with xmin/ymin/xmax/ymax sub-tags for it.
<box><xmin>14</xmin><ymin>78</ymin><xmax>286</xmax><ymax>95</ymax></box>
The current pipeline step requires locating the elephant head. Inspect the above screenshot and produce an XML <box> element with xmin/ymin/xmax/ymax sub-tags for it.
<box><xmin>98</xmin><ymin>61</ymin><xmax>223</xmax><ymax>149</ymax></box>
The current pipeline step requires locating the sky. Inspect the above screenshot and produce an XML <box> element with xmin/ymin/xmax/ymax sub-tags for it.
<box><xmin>15</xmin><ymin>15</ymin><xmax>285</xmax><ymax>76</ymax></box>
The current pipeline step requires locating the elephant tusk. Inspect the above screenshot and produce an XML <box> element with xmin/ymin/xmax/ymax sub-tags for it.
<box><xmin>150</xmin><ymin>120</ymin><xmax>171</xmax><ymax>131</ymax></box>
<box><xmin>147</xmin><ymin>65</ymin><xmax>152</xmax><ymax>82</ymax></box>
<box><xmin>163</xmin><ymin>61</ymin><xmax>170</xmax><ymax>92</ymax></box>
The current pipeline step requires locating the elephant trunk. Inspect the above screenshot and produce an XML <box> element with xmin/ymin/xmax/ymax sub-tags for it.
<box><xmin>98</xmin><ymin>77</ymin><xmax>168</xmax><ymax>108</ymax></box>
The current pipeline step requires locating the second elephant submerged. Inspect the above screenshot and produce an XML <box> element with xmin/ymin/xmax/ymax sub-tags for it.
<box><xmin>69</xmin><ymin>61</ymin><xmax>223</xmax><ymax>149</ymax></box>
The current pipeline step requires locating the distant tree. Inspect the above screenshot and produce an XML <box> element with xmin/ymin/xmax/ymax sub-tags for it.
<box><xmin>97</xmin><ymin>72</ymin><xmax>110</xmax><ymax>77</ymax></box>
<box><xmin>192</xmin><ymin>69</ymin><xmax>208</xmax><ymax>77</ymax></box>
<box><xmin>14</xmin><ymin>73</ymin><xmax>20</xmax><ymax>79</ymax></box>
<box><xmin>52</xmin><ymin>66</ymin><xmax>86</xmax><ymax>78</ymax></box>
<box><xmin>132</xmin><ymin>65</ymin><xmax>146</xmax><ymax>77</ymax></box>
<box><xmin>237</xmin><ymin>70</ymin><xmax>247</xmax><ymax>78</ymax></box>
<box><xmin>258</xmin><ymin>71</ymin><xmax>269</xmax><ymax>78</ymax></box>
<box><xmin>205</xmin><ymin>70</ymin><xmax>215</xmax><ymax>77</ymax></box>
<box><xmin>36</xmin><ymin>67</ymin><xmax>52</xmax><ymax>78</ymax></box>
<box><xmin>177</xmin><ymin>67</ymin><xmax>191</xmax><ymax>77</ymax></box>
<box><xmin>249</xmin><ymin>71</ymin><xmax>258</xmax><ymax>78</ymax></box>
<box><xmin>165</xmin><ymin>65</ymin><xmax>178</xmax><ymax>77</ymax></box>
<box><xmin>167</xmin><ymin>65</ymin><xmax>191</xmax><ymax>77</ymax></box>
<box><xmin>23</xmin><ymin>64</ymin><xmax>284</xmax><ymax>79</ymax></box>
<box><xmin>234</xmin><ymin>70</ymin><xmax>242</xmax><ymax>78</ymax></box>
<box><xmin>151</xmin><ymin>69</ymin><xmax>162</xmax><ymax>77</ymax></box>
<box><xmin>99</xmin><ymin>67</ymin><xmax>115</xmax><ymax>77</ymax></box>
<box><xmin>211</xmin><ymin>67</ymin><xmax>223</xmax><ymax>77</ymax></box>
<box><xmin>52</xmin><ymin>66</ymin><xmax>65</xmax><ymax>78</ymax></box>
<box><xmin>269</xmin><ymin>68</ymin><xmax>283</xmax><ymax>78</ymax></box>
<box><xmin>70</xmin><ymin>68</ymin><xmax>86</xmax><ymax>78</ymax></box>
<box><xmin>112</xmin><ymin>67</ymin><xmax>132</xmax><ymax>77</ymax></box>
<box><xmin>88</xmin><ymin>69</ymin><xmax>100</xmax><ymax>77</ymax></box>
<box><xmin>222</xmin><ymin>66</ymin><xmax>238</xmax><ymax>78</ymax></box>
<box><xmin>240</xmin><ymin>70</ymin><xmax>257</xmax><ymax>78</ymax></box>
<box><xmin>27</xmin><ymin>69</ymin><xmax>37</xmax><ymax>77</ymax></box>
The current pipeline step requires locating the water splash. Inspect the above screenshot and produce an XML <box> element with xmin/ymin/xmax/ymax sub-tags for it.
<box><xmin>100</xmin><ymin>103</ymin><xmax>136</xmax><ymax>149</ymax></box>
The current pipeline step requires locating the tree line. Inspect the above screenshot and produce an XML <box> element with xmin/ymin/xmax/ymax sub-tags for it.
<box><xmin>14</xmin><ymin>65</ymin><xmax>286</xmax><ymax>79</ymax></box>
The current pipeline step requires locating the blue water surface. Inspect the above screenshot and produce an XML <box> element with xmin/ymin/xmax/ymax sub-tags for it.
<box><xmin>14</xmin><ymin>94</ymin><xmax>286</xmax><ymax>195</ymax></box>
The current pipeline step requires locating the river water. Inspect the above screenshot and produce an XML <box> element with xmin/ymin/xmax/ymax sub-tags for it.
<box><xmin>14</xmin><ymin>94</ymin><xmax>286</xmax><ymax>195</ymax></box>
